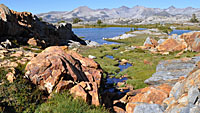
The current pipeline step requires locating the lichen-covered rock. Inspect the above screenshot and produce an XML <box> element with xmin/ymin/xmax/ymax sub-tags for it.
<box><xmin>25</xmin><ymin>46</ymin><xmax>103</xmax><ymax>93</ymax></box>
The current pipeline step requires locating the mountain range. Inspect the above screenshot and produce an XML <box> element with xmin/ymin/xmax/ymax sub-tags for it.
<box><xmin>37</xmin><ymin>6</ymin><xmax>200</xmax><ymax>23</ymax></box>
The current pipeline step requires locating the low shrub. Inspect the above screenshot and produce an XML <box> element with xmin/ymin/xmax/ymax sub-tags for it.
<box><xmin>35</xmin><ymin>91</ymin><xmax>109</xmax><ymax>113</ymax></box>
<box><xmin>0</xmin><ymin>64</ymin><xmax>46</xmax><ymax>113</ymax></box>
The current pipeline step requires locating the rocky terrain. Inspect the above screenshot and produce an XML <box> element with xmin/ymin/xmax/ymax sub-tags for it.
<box><xmin>38</xmin><ymin>5</ymin><xmax>200</xmax><ymax>24</ymax></box>
<box><xmin>2</xmin><ymin>3</ymin><xmax>200</xmax><ymax>113</ymax></box>
<box><xmin>0</xmin><ymin>4</ymin><xmax>88</xmax><ymax>48</ymax></box>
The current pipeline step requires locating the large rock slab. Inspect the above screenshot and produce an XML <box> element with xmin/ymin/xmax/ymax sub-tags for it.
<box><xmin>163</xmin><ymin>61</ymin><xmax>200</xmax><ymax>112</ymax></box>
<box><xmin>157</xmin><ymin>38</ymin><xmax>187</xmax><ymax>52</ymax></box>
<box><xmin>25</xmin><ymin>46</ymin><xmax>103</xmax><ymax>93</ymax></box>
<box><xmin>145</xmin><ymin>57</ymin><xmax>200</xmax><ymax>85</ymax></box>
<box><xmin>128</xmin><ymin>84</ymin><xmax>171</xmax><ymax>104</ymax></box>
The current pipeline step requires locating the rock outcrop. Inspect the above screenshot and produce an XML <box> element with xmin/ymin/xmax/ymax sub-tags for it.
<box><xmin>25</xmin><ymin>46</ymin><xmax>103</xmax><ymax>106</ymax></box>
<box><xmin>162</xmin><ymin>61</ymin><xmax>200</xmax><ymax>113</ymax></box>
<box><xmin>181</xmin><ymin>32</ymin><xmax>200</xmax><ymax>52</ymax></box>
<box><xmin>125</xmin><ymin>84</ymin><xmax>172</xmax><ymax>113</ymax></box>
<box><xmin>145</xmin><ymin>57</ymin><xmax>200</xmax><ymax>85</ymax></box>
<box><xmin>0</xmin><ymin>4</ymin><xmax>86</xmax><ymax>47</ymax></box>
<box><xmin>141</xmin><ymin>31</ymin><xmax>200</xmax><ymax>54</ymax></box>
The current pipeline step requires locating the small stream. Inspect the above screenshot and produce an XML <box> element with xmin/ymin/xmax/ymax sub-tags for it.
<box><xmin>104</xmin><ymin>55</ymin><xmax>132</xmax><ymax>93</ymax></box>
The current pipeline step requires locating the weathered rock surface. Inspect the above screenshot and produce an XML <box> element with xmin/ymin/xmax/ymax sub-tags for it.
<box><xmin>124</xmin><ymin>84</ymin><xmax>171</xmax><ymax>113</ymax></box>
<box><xmin>143</xmin><ymin>37</ymin><xmax>158</xmax><ymax>48</ymax></box>
<box><xmin>128</xmin><ymin>84</ymin><xmax>171</xmax><ymax>104</ymax></box>
<box><xmin>25</xmin><ymin>46</ymin><xmax>103</xmax><ymax>105</ymax></box>
<box><xmin>162</xmin><ymin>62</ymin><xmax>200</xmax><ymax>112</ymax></box>
<box><xmin>141</xmin><ymin>31</ymin><xmax>200</xmax><ymax>54</ymax></box>
<box><xmin>145</xmin><ymin>57</ymin><xmax>200</xmax><ymax>85</ymax></box>
<box><xmin>181</xmin><ymin>32</ymin><xmax>200</xmax><ymax>52</ymax></box>
<box><xmin>126</xmin><ymin>102</ymin><xmax>164</xmax><ymax>113</ymax></box>
<box><xmin>157</xmin><ymin>38</ymin><xmax>187</xmax><ymax>52</ymax></box>
<box><xmin>0</xmin><ymin>4</ymin><xmax>86</xmax><ymax>47</ymax></box>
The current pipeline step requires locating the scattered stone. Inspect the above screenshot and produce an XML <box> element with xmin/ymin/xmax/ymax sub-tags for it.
<box><xmin>27</xmin><ymin>38</ymin><xmax>38</xmax><ymax>46</ymax></box>
<box><xmin>88</xmin><ymin>55</ymin><xmax>96</xmax><ymax>59</ymax></box>
<box><xmin>120</xmin><ymin>59</ymin><xmax>129</xmax><ymax>65</ymax></box>
<box><xmin>6</xmin><ymin>72</ymin><xmax>15</xmax><ymax>83</ymax></box>
<box><xmin>85</xmin><ymin>40</ymin><xmax>100</xmax><ymax>47</ymax></box>
<box><xmin>10</xmin><ymin>51</ymin><xmax>23</xmax><ymax>57</ymax></box>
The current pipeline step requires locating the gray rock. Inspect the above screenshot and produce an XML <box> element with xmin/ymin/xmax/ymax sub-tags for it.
<box><xmin>167</xmin><ymin>106</ymin><xmax>190</xmax><ymax>113</ymax></box>
<box><xmin>133</xmin><ymin>103</ymin><xmax>164</xmax><ymax>113</ymax></box>
<box><xmin>169</xmin><ymin>81</ymin><xmax>185</xmax><ymax>100</ymax></box>
<box><xmin>0</xmin><ymin>39</ymin><xmax>12</xmax><ymax>49</ymax></box>
<box><xmin>143</xmin><ymin>37</ymin><xmax>152</xmax><ymax>46</ymax></box>
<box><xmin>88</xmin><ymin>55</ymin><xmax>96</xmax><ymax>59</ymax></box>
<box><xmin>188</xmin><ymin>86</ymin><xmax>200</xmax><ymax>104</ymax></box>
<box><xmin>157</xmin><ymin>39</ymin><xmax>166</xmax><ymax>45</ymax></box>
<box><xmin>85</xmin><ymin>40</ymin><xmax>100</xmax><ymax>47</ymax></box>
<box><xmin>68</xmin><ymin>40</ymin><xmax>81</xmax><ymax>48</ymax></box>
<box><xmin>166</xmin><ymin>104</ymin><xmax>195</xmax><ymax>113</ymax></box>
<box><xmin>145</xmin><ymin>57</ymin><xmax>200</xmax><ymax>85</ymax></box>
<box><xmin>190</xmin><ymin>106</ymin><xmax>200</xmax><ymax>113</ymax></box>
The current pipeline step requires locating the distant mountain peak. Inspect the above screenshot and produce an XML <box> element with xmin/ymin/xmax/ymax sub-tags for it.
<box><xmin>119</xmin><ymin>6</ymin><xmax>129</xmax><ymax>9</ymax></box>
<box><xmin>37</xmin><ymin>5</ymin><xmax>200</xmax><ymax>23</ymax></box>
<box><xmin>76</xmin><ymin>6</ymin><xmax>92</xmax><ymax>10</ymax></box>
<box><xmin>168</xmin><ymin>5</ymin><xmax>176</xmax><ymax>9</ymax></box>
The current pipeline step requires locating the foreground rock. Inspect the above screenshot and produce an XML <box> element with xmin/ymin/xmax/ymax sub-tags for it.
<box><xmin>25</xmin><ymin>46</ymin><xmax>103</xmax><ymax>106</ymax></box>
<box><xmin>127</xmin><ymin>102</ymin><xmax>164</xmax><ymax>113</ymax></box>
<box><xmin>145</xmin><ymin>56</ymin><xmax>200</xmax><ymax>85</ymax></box>
<box><xmin>125</xmin><ymin>84</ymin><xmax>172</xmax><ymax>113</ymax></box>
<box><xmin>181</xmin><ymin>32</ymin><xmax>200</xmax><ymax>52</ymax></box>
<box><xmin>0</xmin><ymin>4</ymin><xmax>86</xmax><ymax>47</ymax></box>
<box><xmin>162</xmin><ymin>61</ymin><xmax>200</xmax><ymax>113</ymax></box>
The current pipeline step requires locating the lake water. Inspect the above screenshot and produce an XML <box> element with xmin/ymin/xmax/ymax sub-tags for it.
<box><xmin>169</xmin><ymin>30</ymin><xmax>191</xmax><ymax>35</ymax></box>
<box><xmin>73</xmin><ymin>27</ymin><xmax>144</xmax><ymax>44</ymax></box>
<box><xmin>73</xmin><ymin>27</ymin><xmax>192</xmax><ymax>44</ymax></box>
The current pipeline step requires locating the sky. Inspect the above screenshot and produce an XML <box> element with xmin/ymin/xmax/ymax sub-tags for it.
<box><xmin>0</xmin><ymin>0</ymin><xmax>200</xmax><ymax>14</ymax></box>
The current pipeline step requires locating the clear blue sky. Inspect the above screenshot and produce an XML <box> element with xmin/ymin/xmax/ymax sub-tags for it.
<box><xmin>0</xmin><ymin>0</ymin><xmax>199</xmax><ymax>14</ymax></box>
